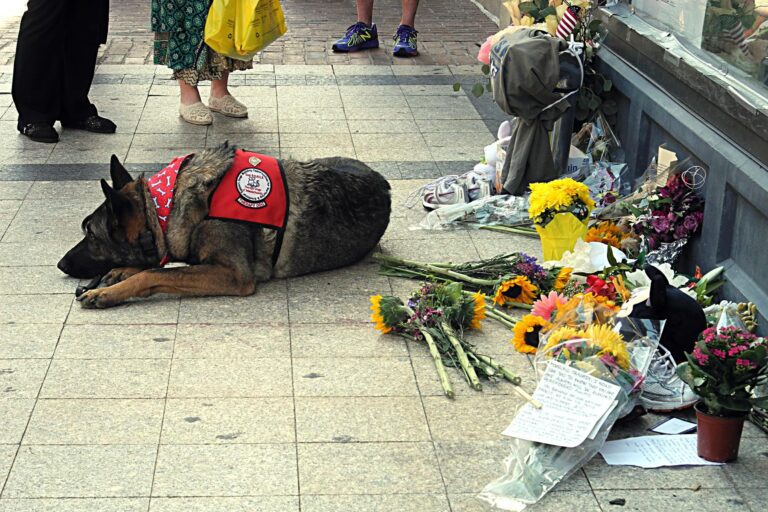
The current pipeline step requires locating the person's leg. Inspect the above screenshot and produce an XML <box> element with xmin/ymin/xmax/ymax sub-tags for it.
<box><xmin>12</xmin><ymin>0</ymin><xmax>67</xmax><ymax>129</ymax></box>
<box><xmin>331</xmin><ymin>0</ymin><xmax>379</xmax><ymax>52</ymax></box>
<box><xmin>400</xmin><ymin>0</ymin><xmax>419</xmax><ymax>27</ymax></box>
<box><xmin>357</xmin><ymin>0</ymin><xmax>374</xmax><ymax>25</ymax></box>
<box><xmin>210</xmin><ymin>71</ymin><xmax>230</xmax><ymax>99</ymax></box>
<box><xmin>179</xmin><ymin>80</ymin><xmax>203</xmax><ymax>106</ymax></box>
<box><xmin>393</xmin><ymin>0</ymin><xmax>420</xmax><ymax>57</ymax></box>
<box><xmin>60</xmin><ymin>0</ymin><xmax>115</xmax><ymax>132</ymax></box>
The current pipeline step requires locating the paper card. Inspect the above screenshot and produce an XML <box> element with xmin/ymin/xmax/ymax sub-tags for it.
<box><xmin>650</xmin><ymin>417</ymin><xmax>697</xmax><ymax>435</ymax></box>
<box><xmin>502</xmin><ymin>361</ymin><xmax>621</xmax><ymax>448</ymax></box>
<box><xmin>599</xmin><ymin>434</ymin><xmax>722</xmax><ymax>468</ymax></box>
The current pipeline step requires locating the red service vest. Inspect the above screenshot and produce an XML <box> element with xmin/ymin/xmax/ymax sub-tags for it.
<box><xmin>147</xmin><ymin>150</ymin><xmax>288</xmax><ymax>266</ymax></box>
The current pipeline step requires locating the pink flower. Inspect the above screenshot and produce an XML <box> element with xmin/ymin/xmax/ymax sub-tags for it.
<box><xmin>477</xmin><ymin>36</ymin><xmax>493</xmax><ymax>65</ymax></box>
<box><xmin>531</xmin><ymin>291</ymin><xmax>567</xmax><ymax>321</ymax></box>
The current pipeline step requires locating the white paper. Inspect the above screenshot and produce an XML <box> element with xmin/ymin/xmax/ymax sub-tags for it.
<box><xmin>600</xmin><ymin>434</ymin><xmax>722</xmax><ymax>468</ymax></box>
<box><xmin>502</xmin><ymin>361</ymin><xmax>621</xmax><ymax>448</ymax></box>
<box><xmin>650</xmin><ymin>417</ymin><xmax>697</xmax><ymax>435</ymax></box>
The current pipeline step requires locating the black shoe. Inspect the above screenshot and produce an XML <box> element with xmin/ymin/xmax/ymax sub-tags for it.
<box><xmin>18</xmin><ymin>123</ymin><xmax>59</xmax><ymax>143</ymax></box>
<box><xmin>63</xmin><ymin>115</ymin><xmax>117</xmax><ymax>134</ymax></box>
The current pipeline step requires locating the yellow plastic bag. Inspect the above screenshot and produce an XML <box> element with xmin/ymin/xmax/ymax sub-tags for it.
<box><xmin>235</xmin><ymin>0</ymin><xmax>287</xmax><ymax>59</ymax></box>
<box><xmin>535</xmin><ymin>213</ymin><xmax>589</xmax><ymax>261</ymax></box>
<box><xmin>204</xmin><ymin>0</ymin><xmax>238</xmax><ymax>59</ymax></box>
<box><xmin>205</xmin><ymin>0</ymin><xmax>287</xmax><ymax>61</ymax></box>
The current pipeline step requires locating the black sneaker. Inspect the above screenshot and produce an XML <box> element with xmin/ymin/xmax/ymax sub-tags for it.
<box><xmin>18</xmin><ymin>123</ymin><xmax>59</xmax><ymax>143</ymax></box>
<box><xmin>63</xmin><ymin>115</ymin><xmax>117</xmax><ymax>134</ymax></box>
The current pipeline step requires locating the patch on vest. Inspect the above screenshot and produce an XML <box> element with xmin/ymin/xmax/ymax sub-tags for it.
<box><xmin>236</xmin><ymin>168</ymin><xmax>272</xmax><ymax>208</ymax></box>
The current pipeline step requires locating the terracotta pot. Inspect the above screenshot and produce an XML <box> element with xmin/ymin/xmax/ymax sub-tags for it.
<box><xmin>695</xmin><ymin>403</ymin><xmax>746</xmax><ymax>463</ymax></box>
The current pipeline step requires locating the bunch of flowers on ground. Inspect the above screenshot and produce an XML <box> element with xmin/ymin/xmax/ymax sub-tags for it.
<box><xmin>370</xmin><ymin>282</ymin><xmax>527</xmax><ymax>399</ymax></box>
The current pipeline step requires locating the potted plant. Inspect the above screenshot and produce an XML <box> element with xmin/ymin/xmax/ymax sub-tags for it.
<box><xmin>678</xmin><ymin>326</ymin><xmax>768</xmax><ymax>462</ymax></box>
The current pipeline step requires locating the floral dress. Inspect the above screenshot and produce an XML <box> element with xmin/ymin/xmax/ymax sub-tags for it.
<box><xmin>151</xmin><ymin>0</ymin><xmax>252</xmax><ymax>86</ymax></box>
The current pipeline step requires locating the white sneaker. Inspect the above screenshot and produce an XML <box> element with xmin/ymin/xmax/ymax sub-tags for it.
<box><xmin>417</xmin><ymin>168</ymin><xmax>493</xmax><ymax>210</ymax></box>
<box><xmin>639</xmin><ymin>344</ymin><xmax>698</xmax><ymax>413</ymax></box>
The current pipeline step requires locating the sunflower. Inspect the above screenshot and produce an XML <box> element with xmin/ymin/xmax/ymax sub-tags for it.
<box><xmin>511</xmin><ymin>314</ymin><xmax>551</xmax><ymax>354</ymax></box>
<box><xmin>553</xmin><ymin>267</ymin><xmax>573</xmax><ymax>291</ymax></box>
<box><xmin>582</xmin><ymin>324</ymin><xmax>630</xmax><ymax>369</ymax></box>
<box><xmin>540</xmin><ymin>326</ymin><xmax>582</xmax><ymax>355</ymax></box>
<box><xmin>370</xmin><ymin>295</ymin><xmax>393</xmax><ymax>334</ymax></box>
<box><xmin>469</xmin><ymin>292</ymin><xmax>487</xmax><ymax>330</ymax></box>
<box><xmin>493</xmin><ymin>276</ymin><xmax>538</xmax><ymax>306</ymax></box>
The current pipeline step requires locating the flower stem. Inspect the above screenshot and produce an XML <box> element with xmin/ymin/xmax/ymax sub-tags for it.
<box><xmin>374</xmin><ymin>254</ymin><xmax>498</xmax><ymax>287</ymax></box>
<box><xmin>441</xmin><ymin>322</ymin><xmax>482</xmax><ymax>391</ymax></box>
<box><xmin>420</xmin><ymin>329</ymin><xmax>455</xmax><ymax>399</ymax></box>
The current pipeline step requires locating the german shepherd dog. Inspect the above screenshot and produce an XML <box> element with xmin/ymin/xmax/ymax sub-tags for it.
<box><xmin>58</xmin><ymin>143</ymin><xmax>391</xmax><ymax>308</ymax></box>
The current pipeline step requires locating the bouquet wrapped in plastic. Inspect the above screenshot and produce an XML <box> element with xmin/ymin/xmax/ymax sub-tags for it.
<box><xmin>479</xmin><ymin>296</ymin><xmax>663</xmax><ymax>510</ymax></box>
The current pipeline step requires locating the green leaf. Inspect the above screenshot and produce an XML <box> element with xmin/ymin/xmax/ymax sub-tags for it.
<box><xmin>452</xmin><ymin>83</ymin><xmax>461</xmax><ymax>92</ymax></box>
<box><xmin>471</xmin><ymin>83</ymin><xmax>485</xmax><ymax>97</ymax></box>
<box><xmin>481</xmin><ymin>64</ymin><xmax>490</xmax><ymax>75</ymax></box>
<box><xmin>519</xmin><ymin>2</ymin><xmax>539</xmax><ymax>15</ymax></box>
<box><xmin>603</xmin><ymin>79</ymin><xmax>613</xmax><ymax>92</ymax></box>
<box><xmin>539</xmin><ymin>6</ymin><xmax>556</xmax><ymax>17</ymax></box>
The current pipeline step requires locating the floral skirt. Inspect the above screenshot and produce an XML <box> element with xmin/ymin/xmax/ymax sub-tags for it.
<box><xmin>154</xmin><ymin>34</ymin><xmax>252</xmax><ymax>86</ymax></box>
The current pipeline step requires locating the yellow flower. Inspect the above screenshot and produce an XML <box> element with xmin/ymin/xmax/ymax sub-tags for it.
<box><xmin>585</xmin><ymin>222</ymin><xmax>633</xmax><ymax>249</ymax></box>
<box><xmin>554</xmin><ymin>267</ymin><xmax>573</xmax><ymax>291</ymax></box>
<box><xmin>469</xmin><ymin>292</ymin><xmax>487</xmax><ymax>330</ymax></box>
<box><xmin>582</xmin><ymin>324</ymin><xmax>631</xmax><ymax>369</ymax></box>
<box><xmin>512</xmin><ymin>314</ymin><xmax>551</xmax><ymax>354</ymax></box>
<box><xmin>541</xmin><ymin>326</ymin><xmax>582</xmax><ymax>355</ymax></box>
<box><xmin>370</xmin><ymin>295</ymin><xmax>392</xmax><ymax>334</ymax></box>
<box><xmin>528</xmin><ymin>178</ymin><xmax>595</xmax><ymax>223</ymax></box>
<box><xmin>493</xmin><ymin>276</ymin><xmax>538</xmax><ymax>306</ymax></box>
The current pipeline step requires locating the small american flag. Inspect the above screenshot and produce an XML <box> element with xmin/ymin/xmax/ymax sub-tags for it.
<box><xmin>556</xmin><ymin>6</ymin><xmax>580</xmax><ymax>40</ymax></box>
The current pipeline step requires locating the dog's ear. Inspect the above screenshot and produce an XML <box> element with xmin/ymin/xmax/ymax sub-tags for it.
<box><xmin>110</xmin><ymin>155</ymin><xmax>133</xmax><ymax>190</ymax></box>
<box><xmin>100</xmin><ymin>179</ymin><xmax>132</xmax><ymax>219</ymax></box>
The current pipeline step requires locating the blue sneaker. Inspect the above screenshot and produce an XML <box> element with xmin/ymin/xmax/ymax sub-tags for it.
<box><xmin>393</xmin><ymin>24</ymin><xmax>418</xmax><ymax>57</ymax></box>
<box><xmin>332</xmin><ymin>22</ymin><xmax>379</xmax><ymax>53</ymax></box>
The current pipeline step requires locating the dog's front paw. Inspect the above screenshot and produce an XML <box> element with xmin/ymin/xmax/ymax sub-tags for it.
<box><xmin>76</xmin><ymin>288</ymin><xmax>121</xmax><ymax>309</ymax></box>
<box><xmin>100</xmin><ymin>267</ymin><xmax>142</xmax><ymax>287</ymax></box>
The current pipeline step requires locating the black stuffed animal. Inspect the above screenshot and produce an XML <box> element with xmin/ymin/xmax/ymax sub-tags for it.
<box><xmin>629</xmin><ymin>265</ymin><xmax>707</xmax><ymax>362</ymax></box>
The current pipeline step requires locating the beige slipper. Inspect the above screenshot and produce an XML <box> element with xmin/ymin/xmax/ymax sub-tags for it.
<box><xmin>208</xmin><ymin>94</ymin><xmax>249</xmax><ymax>118</ymax></box>
<box><xmin>179</xmin><ymin>101</ymin><xmax>213</xmax><ymax>125</ymax></box>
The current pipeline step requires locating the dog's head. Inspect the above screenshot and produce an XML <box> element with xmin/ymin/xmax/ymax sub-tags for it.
<box><xmin>58</xmin><ymin>156</ymin><xmax>156</xmax><ymax>278</ymax></box>
<box><xmin>630</xmin><ymin>265</ymin><xmax>707</xmax><ymax>362</ymax></box>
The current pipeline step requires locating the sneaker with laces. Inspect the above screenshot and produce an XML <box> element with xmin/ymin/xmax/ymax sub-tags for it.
<box><xmin>640</xmin><ymin>344</ymin><xmax>699</xmax><ymax>412</ymax></box>
<box><xmin>393</xmin><ymin>24</ymin><xmax>418</xmax><ymax>57</ymax></box>
<box><xmin>332</xmin><ymin>22</ymin><xmax>379</xmax><ymax>52</ymax></box>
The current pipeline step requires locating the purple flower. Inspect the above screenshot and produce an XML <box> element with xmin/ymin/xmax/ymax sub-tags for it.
<box><xmin>683</xmin><ymin>214</ymin><xmax>699</xmax><ymax>232</ymax></box>
<box><xmin>652</xmin><ymin>216</ymin><xmax>670</xmax><ymax>233</ymax></box>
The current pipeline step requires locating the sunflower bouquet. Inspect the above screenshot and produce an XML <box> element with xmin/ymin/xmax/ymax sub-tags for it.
<box><xmin>529</xmin><ymin>178</ymin><xmax>596</xmax><ymax>261</ymax></box>
<box><xmin>480</xmin><ymin>297</ymin><xmax>663</xmax><ymax>510</ymax></box>
<box><xmin>371</xmin><ymin>282</ymin><xmax>526</xmax><ymax>399</ymax></box>
<box><xmin>374</xmin><ymin>252</ymin><xmax>573</xmax><ymax>311</ymax></box>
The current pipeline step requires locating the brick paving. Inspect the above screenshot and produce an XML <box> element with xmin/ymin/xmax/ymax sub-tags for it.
<box><xmin>0</xmin><ymin>0</ymin><xmax>496</xmax><ymax>66</ymax></box>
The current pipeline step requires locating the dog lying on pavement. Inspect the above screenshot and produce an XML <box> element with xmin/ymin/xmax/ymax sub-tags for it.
<box><xmin>58</xmin><ymin>143</ymin><xmax>391</xmax><ymax>308</ymax></box>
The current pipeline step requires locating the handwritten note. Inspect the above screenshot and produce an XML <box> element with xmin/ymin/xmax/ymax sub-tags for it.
<box><xmin>600</xmin><ymin>435</ymin><xmax>721</xmax><ymax>468</ymax></box>
<box><xmin>502</xmin><ymin>361</ymin><xmax>621</xmax><ymax>448</ymax></box>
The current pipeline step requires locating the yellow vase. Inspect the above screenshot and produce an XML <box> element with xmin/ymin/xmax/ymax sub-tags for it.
<box><xmin>535</xmin><ymin>212</ymin><xmax>589</xmax><ymax>261</ymax></box>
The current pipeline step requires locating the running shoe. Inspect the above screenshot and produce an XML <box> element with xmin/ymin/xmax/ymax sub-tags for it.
<box><xmin>332</xmin><ymin>22</ymin><xmax>379</xmax><ymax>52</ymax></box>
<box><xmin>393</xmin><ymin>24</ymin><xmax>418</xmax><ymax>57</ymax></box>
<box><xmin>640</xmin><ymin>344</ymin><xmax>699</xmax><ymax>413</ymax></box>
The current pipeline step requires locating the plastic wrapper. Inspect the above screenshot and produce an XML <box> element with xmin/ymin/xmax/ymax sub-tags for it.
<box><xmin>414</xmin><ymin>195</ymin><xmax>530</xmax><ymax>231</ymax></box>
<box><xmin>535</xmin><ymin>212</ymin><xmax>588</xmax><ymax>261</ymax></box>
<box><xmin>479</xmin><ymin>305</ymin><xmax>663</xmax><ymax>511</ymax></box>
<box><xmin>644</xmin><ymin>238</ymin><xmax>687</xmax><ymax>265</ymax></box>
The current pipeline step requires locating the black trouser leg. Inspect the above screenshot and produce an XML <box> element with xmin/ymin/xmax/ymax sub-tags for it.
<box><xmin>11</xmin><ymin>0</ymin><xmax>67</xmax><ymax>127</ymax></box>
<box><xmin>60</xmin><ymin>0</ymin><xmax>99</xmax><ymax>123</ymax></box>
